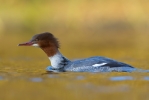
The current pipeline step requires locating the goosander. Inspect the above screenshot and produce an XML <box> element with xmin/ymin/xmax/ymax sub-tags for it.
<box><xmin>18</xmin><ymin>32</ymin><xmax>136</xmax><ymax>72</ymax></box>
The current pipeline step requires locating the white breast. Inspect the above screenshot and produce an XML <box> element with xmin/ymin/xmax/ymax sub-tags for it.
<box><xmin>48</xmin><ymin>51</ymin><xmax>66</xmax><ymax>69</ymax></box>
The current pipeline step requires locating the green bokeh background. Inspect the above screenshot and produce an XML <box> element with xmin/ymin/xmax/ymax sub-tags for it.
<box><xmin>0</xmin><ymin>1</ymin><xmax>149</xmax><ymax>100</ymax></box>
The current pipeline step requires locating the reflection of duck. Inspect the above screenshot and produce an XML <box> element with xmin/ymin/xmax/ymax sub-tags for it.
<box><xmin>18</xmin><ymin>32</ymin><xmax>135</xmax><ymax>72</ymax></box>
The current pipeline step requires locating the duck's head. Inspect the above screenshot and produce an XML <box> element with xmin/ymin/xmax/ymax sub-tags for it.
<box><xmin>18</xmin><ymin>32</ymin><xmax>59</xmax><ymax>56</ymax></box>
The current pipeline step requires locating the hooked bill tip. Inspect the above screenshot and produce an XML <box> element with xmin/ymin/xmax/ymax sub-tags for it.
<box><xmin>18</xmin><ymin>42</ymin><xmax>33</xmax><ymax>46</ymax></box>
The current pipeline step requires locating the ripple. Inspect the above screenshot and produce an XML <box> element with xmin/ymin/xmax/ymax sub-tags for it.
<box><xmin>76</xmin><ymin>76</ymin><xmax>85</xmax><ymax>80</ymax></box>
<box><xmin>0</xmin><ymin>76</ymin><xmax>3</xmax><ymax>80</ymax></box>
<box><xmin>143</xmin><ymin>76</ymin><xmax>149</xmax><ymax>80</ymax></box>
<box><xmin>110</xmin><ymin>76</ymin><xmax>133</xmax><ymax>81</ymax></box>
<box><xmin>30</xmin><ymin>77</ymin><xmax>43</xmax><ymax>82</ymax></box>
<box><xmin>48</xmin><ymin>74</ymin><xmax>59</xmax><ymax>78</ymax></box>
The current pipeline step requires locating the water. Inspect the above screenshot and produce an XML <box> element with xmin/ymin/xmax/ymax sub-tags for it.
<box><xmin>110</xmin><ymin>76</ymin><xmax>133</xmax><ymax>81</ymax></box>
<box><xmin>1</xmin><ymin>57</ymin><xmax>149</xmax><ymax>100</ymax></box>
<box><xmin>1</xmin><ymin>34</ymin><xmax>149</xmax><ymax>100</ymax></box>
<box><xmin>0</xmin><ymin>70</ymin><xmax>149</xmax><ymax>100</ymax></box>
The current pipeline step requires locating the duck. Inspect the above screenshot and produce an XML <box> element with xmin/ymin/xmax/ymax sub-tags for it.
<box><xmin>18</xmin><ymin>32</ymin><xmax>136</xmax><ymax>72</ymax></box>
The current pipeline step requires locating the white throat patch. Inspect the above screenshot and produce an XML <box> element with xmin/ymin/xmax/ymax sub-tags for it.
<box><xmin>32</xmin><ymin>44</ymin><xmax>39</xmax><ymax>47</ymax></box>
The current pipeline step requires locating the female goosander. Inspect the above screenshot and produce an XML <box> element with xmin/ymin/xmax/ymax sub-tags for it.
<box><xmin>18</xmin><ymin>32</ymin><xmax>136</xmax><ymax>72</ymax></box>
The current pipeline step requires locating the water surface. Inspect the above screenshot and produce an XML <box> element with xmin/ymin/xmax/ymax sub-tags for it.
<box><xmin>0</xmin><ymin>34</ymin><xmax>149</xmax><ymax>100</ymax></box>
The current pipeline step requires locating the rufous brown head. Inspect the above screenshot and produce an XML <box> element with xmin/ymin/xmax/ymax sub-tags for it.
<box><xmin>18</xmin><ymin>32</ymin><xmax>59</xmax><ymax>56</ymax></box>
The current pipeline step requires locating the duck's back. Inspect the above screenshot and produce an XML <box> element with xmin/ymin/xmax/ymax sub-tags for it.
<box><xmin>64</xmin><ymin>56</ymin><xmax>135</xmax><ymax>72</ymax></box>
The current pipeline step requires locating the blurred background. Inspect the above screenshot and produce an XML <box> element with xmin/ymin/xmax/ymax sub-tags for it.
<box><xmin>0</xmin><ymin>1</ymin><xmax>149</xmax><ymax>100</ymax></box>
<box><xmin>0</xmin><ymin>0</ymin><xmax>149</xmax><ymax>60</ymax></box>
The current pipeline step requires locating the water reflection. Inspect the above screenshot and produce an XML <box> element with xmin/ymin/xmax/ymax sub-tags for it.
<box><xmin>143</xmin><ymin>77</ymin><xmax>149</xmax><ymax>81</ymax></box>
<box><xmin>48</xmin><ymin>74</ymin><xmax>59</xmax><ymax>78</ymax></box>
<box><xmin>67</xmin><ymin>83</ymin><xmax>129</xmax><ymax>93</ymax></box>
<box><xmin>110</xmin><ymin>76</ymin><xmax>133</xmax><ymax>81</ymax></box>
<box><xmin>76</xmin><ymin>76</ymin><xmax>85</xmax><ymax>80</ymax></box>
<box><xmin>30</xmin><ymin>77</ymin><xmax>43</xmax><ymax>82</ymax></box>
<box><xmin>0</xmin><ymin>76</ymin><xmax>3</xmax><ymax>80</ymax></box>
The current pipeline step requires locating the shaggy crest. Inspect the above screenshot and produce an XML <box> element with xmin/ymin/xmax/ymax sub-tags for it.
<box><xmin>31</xmin><ymin>32</ymin><xmax>59</xmax><ymax>48</ymax></box>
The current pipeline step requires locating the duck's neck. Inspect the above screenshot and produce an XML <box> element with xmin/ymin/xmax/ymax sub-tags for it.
<box><xmin>48</xmin><ymin>50</ymin><xmax>70</xmax><ymax>69</ymax></box>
